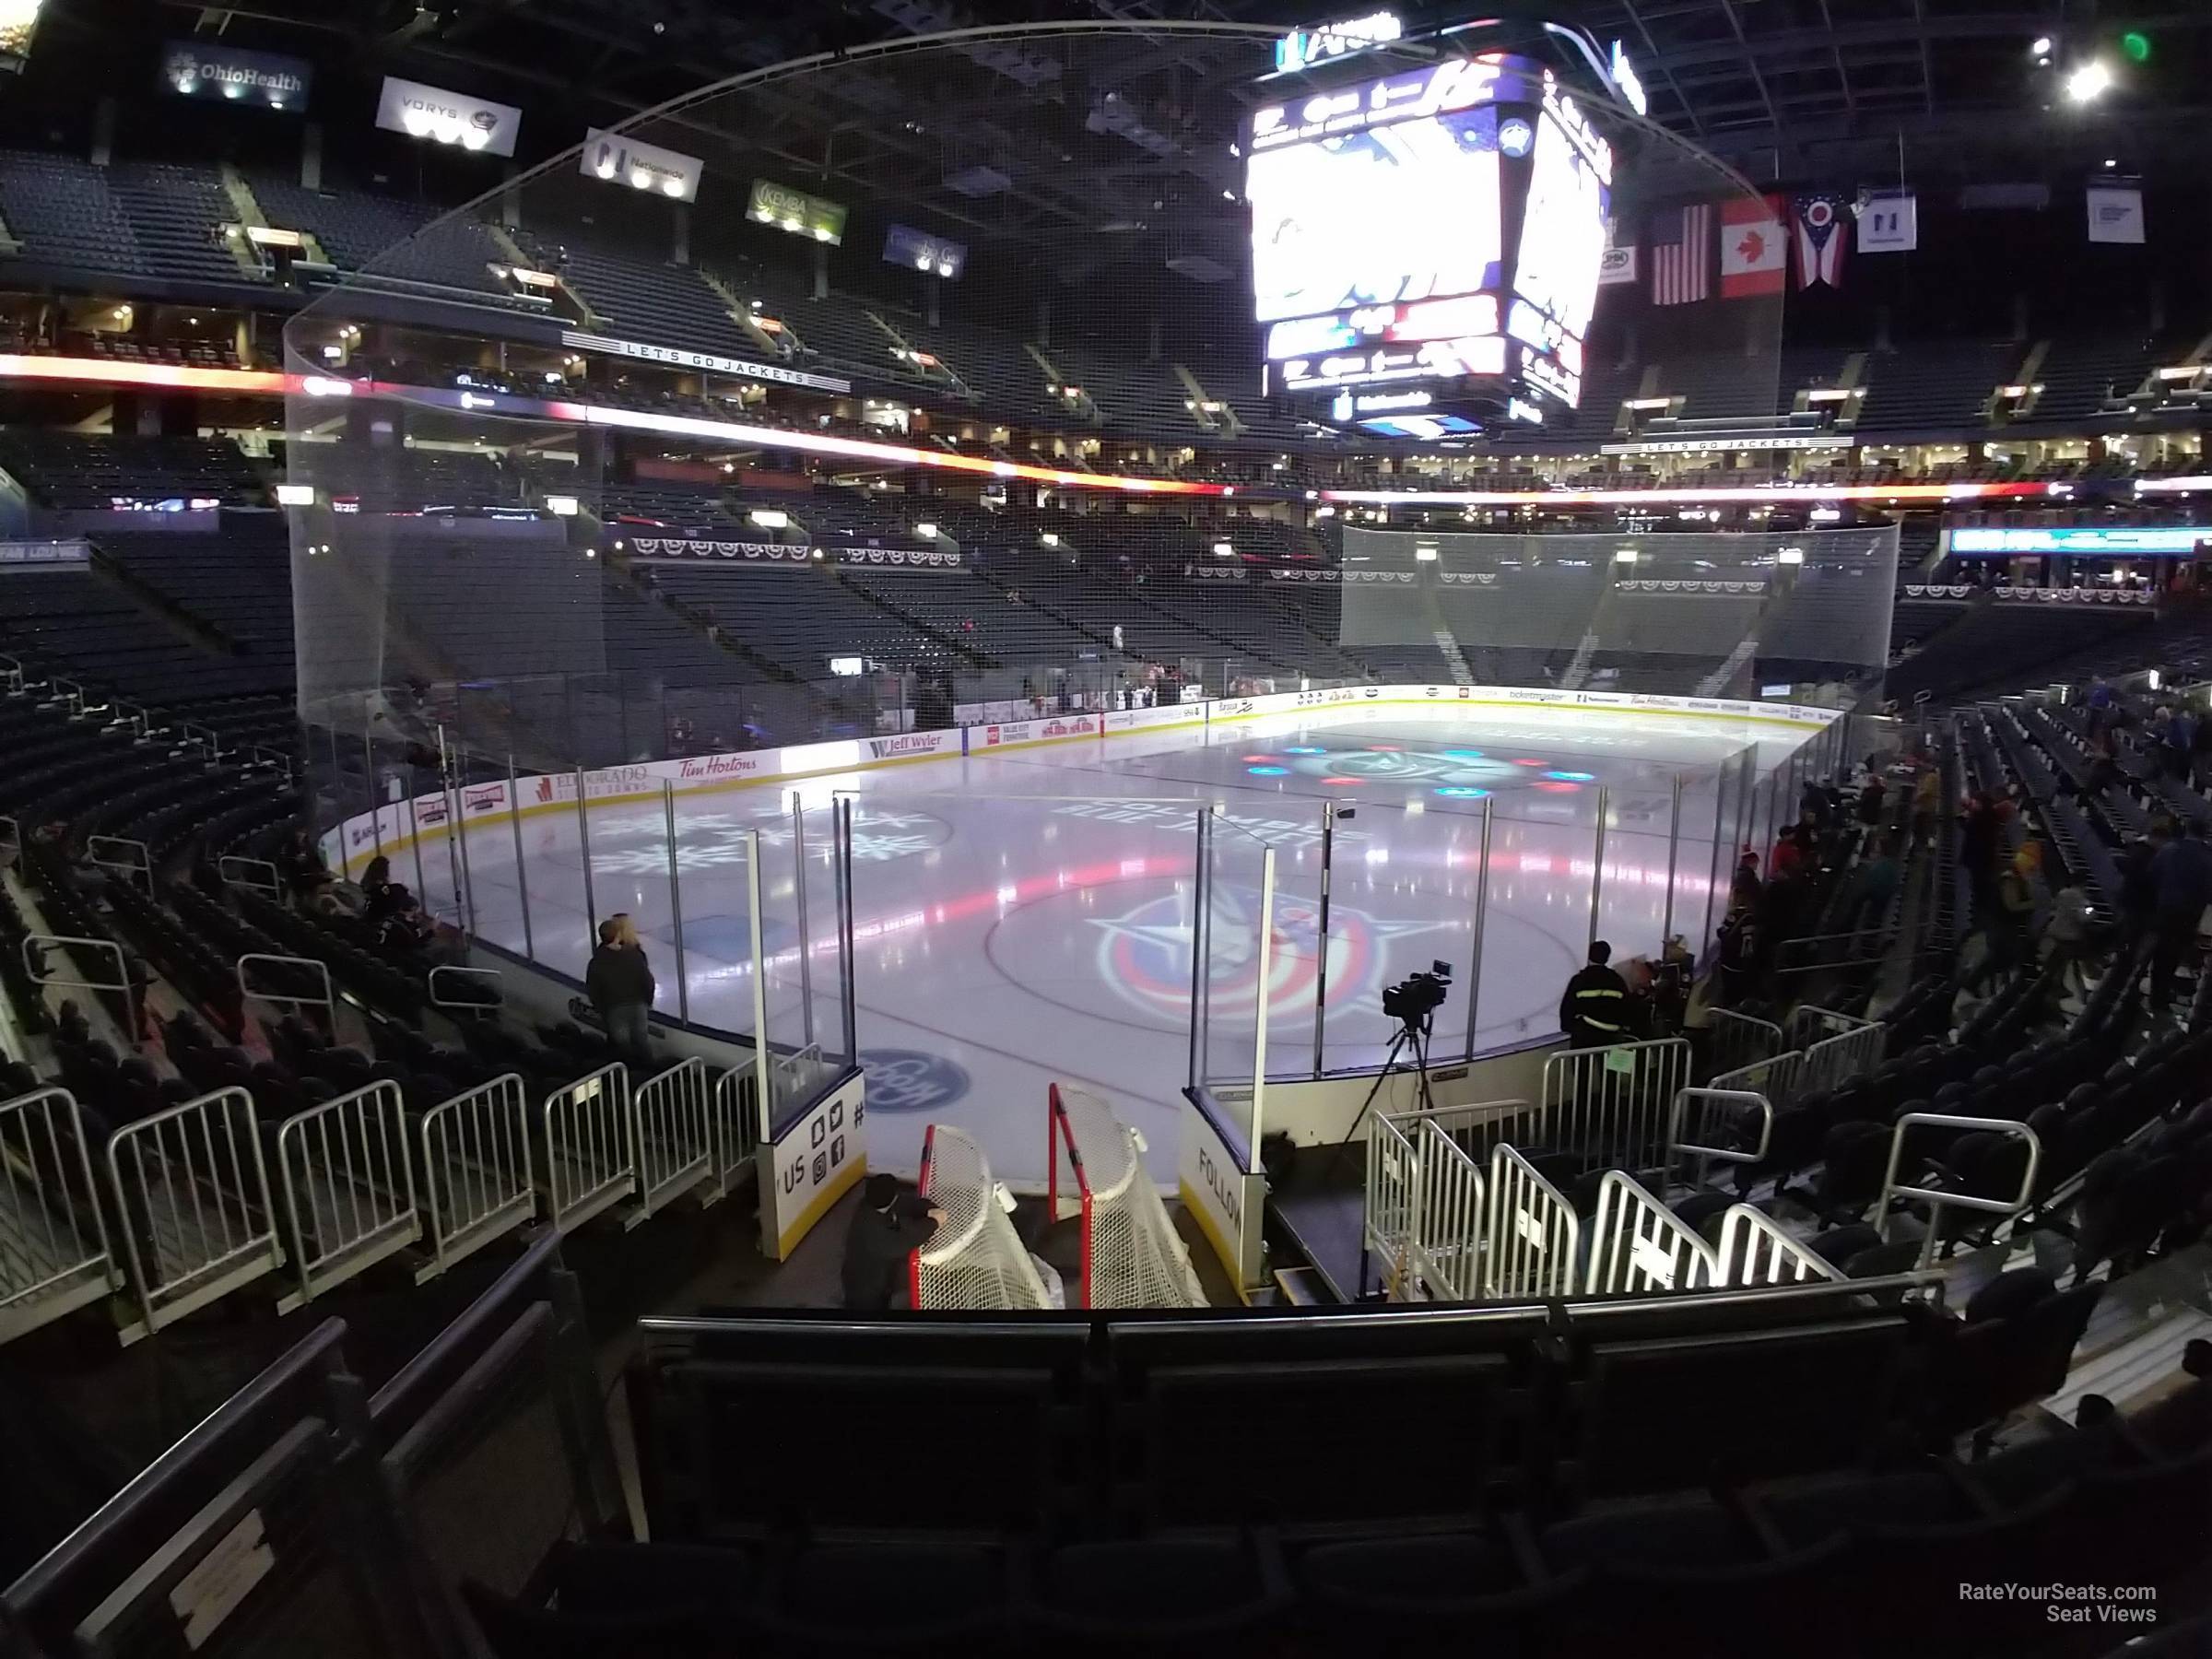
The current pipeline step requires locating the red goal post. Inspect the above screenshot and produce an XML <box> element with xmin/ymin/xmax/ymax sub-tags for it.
<box><xmin>1047</xmin><ymin>1083</ymin><xmax>1207</xmax><ymax>1308</ymax></box>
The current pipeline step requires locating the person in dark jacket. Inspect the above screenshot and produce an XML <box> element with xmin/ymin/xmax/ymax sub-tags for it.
<box><xmin>1559</xmin><ymin>940</ymin><xmax>1635</xmax><ymax>1050</ymax></box>
<box><xmin>2148</xmin><ymin>819</ymin><xmax>2212</xmax><ymax>1012</ymax></box>
<box><xmin>585</xmin><ymin>913</ymin><xmax>655</xmax><ymax>1059</ymax></box>
<box><xmin>841</xmin><ymin>1173</ymin><xmax>945</xmax><ymax>1311</ymax></box>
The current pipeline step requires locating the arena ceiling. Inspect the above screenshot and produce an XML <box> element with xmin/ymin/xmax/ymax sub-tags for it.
<box><xmin>145</xmin><ymin>0</ymin><xmax>2212</xmax><ymax>238</ymax></box>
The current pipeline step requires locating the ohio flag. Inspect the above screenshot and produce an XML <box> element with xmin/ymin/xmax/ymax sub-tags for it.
<box><xmin>1719</xmin><ymin>194</ymin><xmax>1788</xmax><ymax>298</ymax></box>
<box><xmin>1793</xmin><ymin>194</ymin><xmax>1850</xmax><ymax>289</ymax></box>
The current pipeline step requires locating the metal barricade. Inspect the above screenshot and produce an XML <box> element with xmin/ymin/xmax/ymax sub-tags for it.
<box><xmin>85</xmin><ymin>835</ymin><xmax>151</xmax><ymax>893</ymax></box>
<box><xmin>217</xmin><ymin>854</ymin><xmax>283</xmax><ymax>895</ymax></box>
<box><xmin>1667</xmin><ymin>1088</ymin><xmax>1774</xmax><ymax>1187</ymax></box>
<box><xmin>711</xmin><ymin>1065</ymin><xmax>760</xmax><ymax>1198</ymax></box>
<box><xmin>1705</xmin><ymin>1008</ymin><xmax>1782</xmax><ymax>1079</ymax></box>
<box><xmin>273</xmin><ymin>1080</ymin><xmax>419</xmax><ymax>1312</ymax></box>
<box><xmin>631</xmin><ymin>1058</ymin><xmax>718</xmax><ymax>1221</ymax></box>
<box><xmin>1713</xmin><ymin>1204</ymin><xmax>1842</xmax><ymax>1288</ymax></box>
<box><xmin>1404</xmin><ymin>1120</ymin><xmax>1486</xmax><ymax>1302</ymax></box>
<box><xmin>1483</xmin><ymin>1143</ymin><xmax>1581</xmax><ymax>1300</ymax></box>
<box><xmin>0</xmin><ymin>1088</ymin><xmax>121</xmax><ymax>1347</ymax></box>
<box><xmin>416</xmin><ymin>1073</ymin><xmax>535</xmax><ymax>1281</ymax></box>
<box><xmin>1791</xmin><ymin>1006</ymin><xmax>1885</xmax><ymax>1097</ymax></box>
<box><xmin>1584</xmin><ymin>1170</ymin><xmax>1720</xmax><ymax>1297</ymax></box>
<box><xmin>105</xmin><ymin>1088</ymin><xmax>285</xmax><ymax>1344</ymax></box>
<box><xmin>1878</xmin><ymin>1112</ymin><xmax>2043</xmax><ymax>1270</ymax></box>
<box><xmin>427</xmin><ymin>964</ymin><xmax>503</xmax><ymax>1012</ymax></box>
<box><xmin>1363</xmin><ymin>1111</ymin><xmax>1420</xmax><ymax>1300</ymax></box>
<box><xmin>540</xmin><ymin>1064</ymin><xmax>635</xmax><ymax>1234</ymax></box>
<box><xmin>1402</xmin><ymin>1097</ymin><xmax>1544</xmax><ymax>1166</ymax></box>
<box><xmin>1540</xmin><ymin>1039</ymin><xmax>1690</xmax><ymax>1171</ymax></box>
<box><xmin>237</xmin><ymin>953</ymin><xmax>336</xmax><ymax>1023</ymax></box>
<box><xmin>1708</xmin><ymin>1049</ymin><xmax>1805</xmax><ymax>1112</ymax></box>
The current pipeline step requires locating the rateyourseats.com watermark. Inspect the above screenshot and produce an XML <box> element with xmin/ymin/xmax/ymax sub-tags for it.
<box><xmin>1960</xmin><ymin>1583</ymin><xmax>2159</xmax><ymax>1625</ymax></box>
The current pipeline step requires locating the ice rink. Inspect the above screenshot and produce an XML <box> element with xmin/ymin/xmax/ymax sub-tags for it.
<box><xmin>448</xmin><ymin>703</ymin><xmax>1808</xmax><ymax>1186</ymax></box>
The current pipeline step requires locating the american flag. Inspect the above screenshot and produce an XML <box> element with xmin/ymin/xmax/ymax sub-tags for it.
<box><xmin>1651</xmin><ymin>203</ymin><xmax>1713</xmax><ymax>306</ymax></box>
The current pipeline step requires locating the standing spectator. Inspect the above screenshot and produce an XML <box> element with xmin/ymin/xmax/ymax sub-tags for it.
<box><xmin>277</xmin><ymin>827</ymin><xmax>333</xmax><ymax>907</ymax></box>
<box><xmin>1559</xmin><ymin>940</ymin><xmax>1636</xmax><ymax>1050</ymax></box>
<box><xmin>1730</xmin><ymin>848</ymin><xmax>1763</xmax><ymax>913</ymax></box>
<box><xmin>2118</xmin><ymin>828</ymin><xmax>2163</xmax><ymax>951</ymax></box>
<box><xmin>1968</xmin><ymin>841</ymin><xmax>2041</xmax><ymax>994</ymax></box>
<box><xmin>2165</xmin><ymin>704</ymin><xmax>2199</xmax><ymax>782</ymax></box>
<box><xmin>1912</xmin><ymin>764</ymin><xmax>1943</xmax><ymax>848</ymax></box>
<box><xmin>2148</xmin><ymin>819</ymin><xmax>2212</xmax><ymax>1013</ymax></box>
<box><xmin>586</xmin><ymin>913</ymin><xmax>656</xmax><ymax>1060</ymax></box>
<box><xmin>1855</xmin><ymin>770</ymin><xmax>1888</xmax><ymax>830</ymax></box>
<box><xmin>1959</xmin><ymin>790</ymin><xmax>2003</xmax><ymax>920</ymax></box>
<box><xmin>1842</xmin><ymin>837</ymin><xmax>1901</xmax><ymax>937</ymax></box>
<box><xmin>2086</xmin><ymin>676</ymin><xmax>2112</xmax><ymax>736</ymax></box>
<box><xmin>1714</xmin><ymin>904</ymin><xmax>1761</xmax><ymax>1007</ymax></box>
<box><xmin>2041</xmin><ymin>877</ymin><xmax>2098</xmax><ymax>1001</ymax></box>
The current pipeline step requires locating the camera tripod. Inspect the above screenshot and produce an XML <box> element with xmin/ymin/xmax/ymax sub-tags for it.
<box><xmin>1339</xmin><ymin>1008</ymin><xmax>1441</xmax><ymax>1151</ymax></box>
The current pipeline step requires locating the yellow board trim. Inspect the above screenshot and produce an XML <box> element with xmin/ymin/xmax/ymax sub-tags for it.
<box><xmin>771</xmin><ymin>1151</ymin><xmax>867</xmax><ymax>1260</ymax></box>
<box><xmin>1179</xmin><ymin>1175</ymin><xmax>1253</xmax><ymax>1306</ymax></box>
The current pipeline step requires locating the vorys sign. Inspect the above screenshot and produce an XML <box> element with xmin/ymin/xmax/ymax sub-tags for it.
<box><xmin>375</xmin><ymin>75</ymin><xmax>522</xmax><ymax>157</ymax></box>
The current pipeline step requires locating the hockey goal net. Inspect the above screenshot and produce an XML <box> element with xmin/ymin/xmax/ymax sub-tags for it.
<box><xmin>1048</xmin><ymin>1083</ymin><xmax>1207</xmax><ymax>1308</ymax></box>
<box><xmin>909</xmin><ymin>1123</ymin><xmax>1053</xmax><ymax>1311</ymax></box>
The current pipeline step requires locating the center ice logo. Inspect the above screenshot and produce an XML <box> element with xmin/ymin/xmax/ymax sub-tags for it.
<box><xmin>1089</xmin><ymin>883</ymin><xmax>1452</xmax><ymax>1023</ymax></box>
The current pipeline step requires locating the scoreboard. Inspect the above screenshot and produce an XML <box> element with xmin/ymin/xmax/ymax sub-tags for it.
<box><xmin>1246</xmin><ymin>49</ymin><xmax>1614</xmax><ymax>440</ymax></box>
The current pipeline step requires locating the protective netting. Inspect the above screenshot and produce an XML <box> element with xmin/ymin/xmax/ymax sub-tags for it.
<box><xmin>1048</xmin><ymin>1083</ymin><xmax>1206</xmax><ymax>1309</ymax></box>
<box><xmin>912</xmin><ymin>1124</ymin><xmax>1051</xmax><ymax>1311</ymax></box>
<box><xmin>1338</xmin><ymin>523</ymin><xmax>1898</xmax><ymax>701</ymax></box>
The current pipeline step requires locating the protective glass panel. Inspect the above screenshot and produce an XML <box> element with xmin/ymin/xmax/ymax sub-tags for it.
<box><xmin>1316</xmin><ymin>796</ymin><xmax>1482</xmax><ymax>1075</ymax></box>
<box><xmin>1194</xmin><ymin>812</ymin><xmax>1274</xmax><ymax>1162</ymax></box>
<box><xmin>757</xmin><ymin>794</ymin><xmax>854</xmax><ymax>1123</ymax></box>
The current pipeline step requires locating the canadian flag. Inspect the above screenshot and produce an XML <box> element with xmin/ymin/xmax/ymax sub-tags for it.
<box><xmin>1719</xmin><ymin>194</ymin><xmax>1787</xmax><ymax>299</ymax></box>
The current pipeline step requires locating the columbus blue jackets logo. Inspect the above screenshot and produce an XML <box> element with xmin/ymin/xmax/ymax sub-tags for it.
<box><xmin>1089</xmin><ymin>884</ymin><xmax>1452</xmax><ymax>1023</ymax></box>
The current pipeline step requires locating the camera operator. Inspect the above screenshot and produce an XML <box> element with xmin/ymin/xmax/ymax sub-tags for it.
<box><xmin>1559</xmin><ymin>939</ymin><xmax>1640</xmax><ymax>1050</ymax></box>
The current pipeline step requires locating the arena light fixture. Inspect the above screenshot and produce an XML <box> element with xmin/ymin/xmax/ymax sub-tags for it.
<box><xmin>1777</xmin><ymin>547</ymin><xmax>1806</xmax><ymax>565</ymax></box>
<box><xmin>2065</xmin><ymin>59</ymin><xmax>2114</xmax><ymax>103</ymax></box>
<box><xmin>1613</xmin><ymin>548</ymin><xmax>1639</xmax><ymax>563</ymax></box>
<box><xmin>546</xmin><ymin>495</ymin><xmax>579</xmax><ymax>517</ymax></box>
<box><xmin>1414</xmin><ymin>545</ymin><xmax>1439</xmax><ymax>561</ymax></box>
<box><xmin>748</xmin><ymin>508</ymin><xmax>789</xmax><ymax>529</ymax></box>
<box><xmin>2030</xmin><ymin>34</ymin><xmax>2053</xmax><ymax>56</ymax></box>
<box><xmin>914</xmin><ymin>521</ymin><xmax>937</xmax><ymax>539</ymax></box>
<box><xmin>1212</xmin><ymin>540</ymin><xmax>1235</xmax><ymax>556</ymax></box>
<box><xmin>1041</xmin><ymin>531</ymin><xmax>1060</xmax><ymax>547</ymax></box>
<box><xmin>275</xmin><ymin>483</ymin><xmax>314</xmax><ymax>506</ymax></box>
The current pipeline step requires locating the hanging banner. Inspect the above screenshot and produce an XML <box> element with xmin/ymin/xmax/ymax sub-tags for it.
<box><xmin>581</xmin><ymin>128</ymin><xmax>703</xmax><ymax>203</ymax></box>
<box><xmin>375</xmin><ymin>75</ymin><xmax>521</xmax><ymax>157</ymax></box>
<box><xmin>163</xmin><ymin>41</ymin><xmax>312</xmax><ymax>111</ymax></box>
<box><xmin>1856</xmin><ymin>190</ymin><xmax>1917</xmax><ymax>253</ymax></box>
<box><xmin>2087</xmin><ymin>184</ymin><xmax>2146</xmax><ymax>245</ymax></box>
<box><xmin>1792</xmin><ymin>194</ymin><xmax>1850</xmax><ymax>289</ymax></box>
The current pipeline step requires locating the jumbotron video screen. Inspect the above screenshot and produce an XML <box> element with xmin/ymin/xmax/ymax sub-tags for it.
<box><xmin>1247</xmin><ymin>53</ymin><xmax>1612</xmax><ymax>439</ymax></box>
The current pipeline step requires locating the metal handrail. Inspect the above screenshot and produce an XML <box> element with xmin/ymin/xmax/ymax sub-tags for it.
<box><xmin>426</xmin><ymin>964</ymin><xmax>503</xmax><ymax>1011</ymax></box>
<box><xmin>1585</xmin><ymin>1170</ymin><xmax>1721</xmax><ymax>1297</ymax></box>
<box><xmin>1877</xmin><ymin>1112</ymin><xmax>2044</xmax><ymax>1270</ymax></box>
<box><xmin>236</xmin><ymin>953</ymin><xmax>335</xmax><ymax>1019</ymax></box>
<box><xmin>85</xmin><ymin>836</ymin><xmax>151</xmax><ymax>891</ymax></box>
<box><xmin>1668</xmin><ymin>1088</ymin><xmax>1774</xmax><ymax>1170</ymax></box>
<box><xmin>217</xmin><ymin>855</ymin><xmax>283</xmax><ymax>895</ymax></box>
<box><xmin>21</xmin><ymin>934</ymin><xmax>135</xmax><ymax>1037</ymax></box>
<box><xmin>414</xmin><ymin>1073</ymin><xmax>535</xmax><ymax>1281</ymax></box>
<box><xmin>0</xmin><ymin>1087</ymin><xmax>120</xmax><ymax>1344</ymax></box>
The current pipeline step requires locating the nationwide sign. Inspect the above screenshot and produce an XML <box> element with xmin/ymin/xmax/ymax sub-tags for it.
<box><xmin>556</xmin><ymin>329</ymin><xmax>850</xmax><ymax>394</ymax></box>
<box><xmin>163</xmin><ymin>40</ymin><xmax>312</xmax><ymax>110</ymax></box>
<box><xmin>581</xmin><ymin>127</ymin><xmax>704</xmax><ymax>203</ymax></box>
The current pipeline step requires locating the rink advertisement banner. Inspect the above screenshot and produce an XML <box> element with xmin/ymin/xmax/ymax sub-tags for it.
<box><xmin>758</xmin><ymin>1069</ymin><xmax>866</xmax><ymax>1261</ymax></box>
<box><xmin>863</xmin><ymin>729</ymin><xmax>962</xmax><ymax>763</ymax></box>
<box><xmin>974</xmin><ymin>715</ymin><xmax>1102</xmax><ymax>750</ymax></box>
<box><xmin>1180</xmin><ymin>1096</ymin><xmax>1266</xmax><ymax>1300</ymax></box>
<box><xmin>625</xmin><ymin>536</ymin><xmax>961</xmax><ymax>570</ymax></box>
